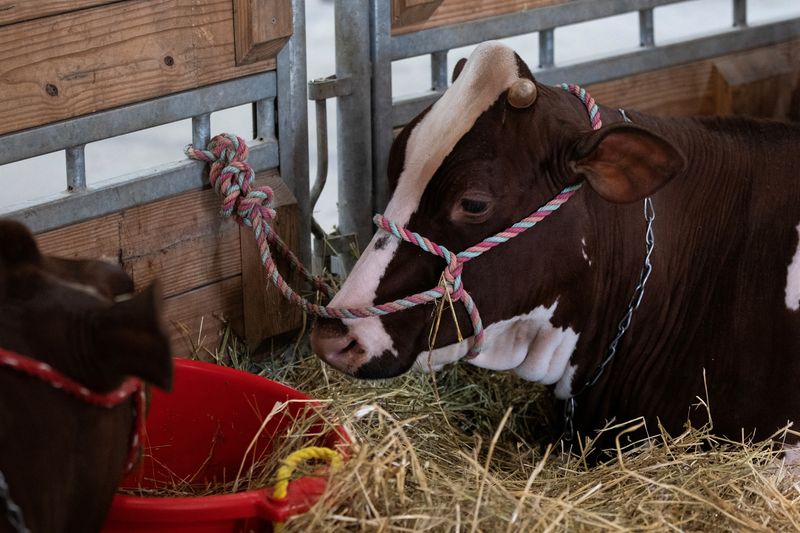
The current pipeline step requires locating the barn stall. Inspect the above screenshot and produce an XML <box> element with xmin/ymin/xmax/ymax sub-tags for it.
<box><xmin>1</xmin><ymin>0</ymin><xmax>800</xmax><ymax>531</ymax></box>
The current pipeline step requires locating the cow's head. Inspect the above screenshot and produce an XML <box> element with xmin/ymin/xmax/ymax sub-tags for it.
<box><xmin>0</xmin><ymin>219</ymin><xmax>173</xmax><ymax>531</ymax></box>
<box><xmin>311</xmin><ymin>42</ymin><xmax>684</xmax><ymax>392</ymax></box>
<box><xmin>0</xmin><ymin>219</ymin><xmax>172</xmax><ymax>392</ymax></box>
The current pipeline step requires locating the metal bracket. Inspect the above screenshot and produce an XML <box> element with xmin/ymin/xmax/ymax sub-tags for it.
<box><xmin>307</xmin><ymin>75</ymin><xmax>359</xmax><ymax>276</ymax></box>
<box><xmin>308</xmin><ymin>75</ymin><xmax>353</xmax><ymax>101</ymax></box>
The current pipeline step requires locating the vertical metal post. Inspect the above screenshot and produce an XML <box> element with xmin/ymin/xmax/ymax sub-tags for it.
<box><xmin>539</xmin><ymin>29</ymin><xmax>555</xmax><ymax>68</ymax></box>
<box><xmin>65</xmin><ymin>145</ymin><xmax>86</xmax><ymax>192</ymax></box>
<box><xmin>278</xmin><ymin>0</ymin><xmax>310</xmax><ymax>264</ymax></box>
<box><xmin>733</xmin><ymin>0</ymin><xmax>747</xmax><ymax>27</ymax></box>
<box><xmin>336</xmin><ymin>0</ymin><xmax>374</xmax><ymax>270</ymax></box>
<box><xmin>254</xmin><ymin>98</ymin><xmax>276</xmax><ymax>141</ymax></box>
<box><xmin>639</xmin><ymin>8</ymin><xmax>655</xmax><ymax>47</ymax></box>
<box><xmin>192</xmin><ymin>113</ymin><xmax>211</xmax><ymax>150</ymax></box>
<box><xmin>370</xmin><ymin>0</ymin><xmax>393</xmax><ymax>215</ymax></box>
<box><xmin>431</xmin><ymin>50</ymin><xmax>448</xmax><ymax>91</ymax></box>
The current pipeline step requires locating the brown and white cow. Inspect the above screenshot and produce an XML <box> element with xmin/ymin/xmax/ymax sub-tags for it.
<box><xmin>0</xmin><ymin>220</ymin><xmax>172</xmax><ymax>532</ymax></box>
<box><xmin>311</xmin><ymin>41</ymin><xmax>800</xmax><ymax>448</ymax></box>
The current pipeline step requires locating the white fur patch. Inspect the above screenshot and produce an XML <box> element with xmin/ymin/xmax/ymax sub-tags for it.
<box><xmin>554</xmin><ymin>364</ymin><xmax>577</xmax><ymax>399</ymax></box>
<box><xmin>785</xmin><ymin>223</ymin><xmax>800</xmax><ymax>311</ymax></box>
<box><xmin>412</xmin><ymin>303</ymin><xmax>579</xmax><ymax>398</ymax></box>
<box><xmin>331</xmin><ymin>42</ymin><xmax>523</xmax><ymax>360</ymax></box>
<box><xmin>53</xmin><ymin>277</ymin><xmax>105</xmax><ymax>301</ymax></box>
<box><xmin>785</xmin><ymin>443</ymin><xmax>800</xmax><ymax>466</ymax></box>
<box><xmin>581</xmin><ymin>237</ymin><xmax>591</xmax><ymax>265</ymax></box>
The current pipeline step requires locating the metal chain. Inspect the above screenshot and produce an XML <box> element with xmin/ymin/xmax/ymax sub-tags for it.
<box><xmin>563</xmin><ymin>107</ymin><xmax>655</xmax><ymax>442</ymax></box>
<box><xmin>0</xmin><ymin>470</ymin><xmax>29</xmax><ymax>533</ymax></box>
<box><xmin>563</xmin><ymin>196</ymin><xmax>655</xmax><ymax>441</ymax></box>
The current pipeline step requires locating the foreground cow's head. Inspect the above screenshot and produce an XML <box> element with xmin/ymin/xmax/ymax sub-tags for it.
<box><xmin>311</xmin><ymin>42</ymin><xmax>684</xmax><ymax>391</ymax></box>
<box><xmin>0</xmin><ymin>219</ymin><xmax>172</xmax><ymax>532</ymax></box>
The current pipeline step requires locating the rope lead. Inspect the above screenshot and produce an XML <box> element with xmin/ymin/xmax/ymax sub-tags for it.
<box><xmin>185</xmin><ymin>131</ymin><xmax>583</xmax><ymax>360</ymax></box>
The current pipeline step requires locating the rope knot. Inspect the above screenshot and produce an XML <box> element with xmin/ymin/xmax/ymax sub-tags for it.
<box><xmin>185</xmin><ymin>134</ymin><xmax>277</xmax><ymax>227</ymax></box>
<box><xmin>442</xmin><ymin>255</ymin><xmax>464</xmax><ymax>301</ymax></box>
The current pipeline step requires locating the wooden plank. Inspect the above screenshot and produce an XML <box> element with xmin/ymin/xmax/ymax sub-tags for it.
<box><xmin>584</xmin><ymin>39</ymin><xmax>800</xmax><ymax>118</ymax></box>
<box><xmin>0</xmin><ymin>0</ymin><xmax>275</xmax><ymax>135</ymax></box>
<box><xmin>123</xmin><ymin>227</ymin><xmax>242</xmax><ymax>299</ymax></box>
<box><xmin>163</xmin><ymin>275</ymin><xmax>243</xmax><ymax>359</ymax></box>
<box><xmin>240</xmin><ymin>174</ymin><xmax>302</xmax><ymax>351</ymax></box>
<box><xmin>392</xmin><ymin>0</ymin><xmax>444</xmax><ymax>28</ymax></box>
<box><xmin>712</xmin><ymin>48</ymin><xmax>799</xmax><ymax>119</ymax></box>
<box><xmin>0</xmin><ymin>0</ymin><xmax>116</xmax><ymax>27</ymax></box>
<box><xmin>36</xmin><ymin>212</ymin><xmax>122</xmax><ymax>262</ymax></box>
<box><xmin>120</xmin><ymin>186</ymin><xmax>236</xmax><ymax>261</ymax></box>
<box><xmin>392</xmin><ymin>0</ymin><xmax>564</xmax><ymax>34</ymax></box>
<box><xmin>233</xmin><ymin>0</ymin><xmax>293</xmax><ymax>65</ymax></box>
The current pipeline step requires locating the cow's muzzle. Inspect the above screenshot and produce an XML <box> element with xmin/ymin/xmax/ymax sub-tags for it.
<box><xmin>310</xmin><ymin>318</ymin><xmax>369</xmax><ymax>375</ymax></box>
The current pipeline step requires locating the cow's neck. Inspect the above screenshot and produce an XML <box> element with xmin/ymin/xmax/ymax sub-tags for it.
<box><xmin>571</xmin><ymin>109</ymin><xmax>800</xmax><ymax>432</ymax></box>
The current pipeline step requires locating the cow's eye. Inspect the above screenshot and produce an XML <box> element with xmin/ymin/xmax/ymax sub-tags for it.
<box><xmin>460</xmin><ymin>198</ymin><xmax>489</xmax><ymax>214</ymax></box>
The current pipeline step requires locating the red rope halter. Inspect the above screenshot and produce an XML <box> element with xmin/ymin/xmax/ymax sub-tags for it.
<box><xmin>0</xmin><ymin>347</ymin><xmax>146</xmax><ymax>472</ymax></box>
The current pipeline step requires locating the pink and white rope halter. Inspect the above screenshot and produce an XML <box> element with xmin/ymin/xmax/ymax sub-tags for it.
<box><xmin>186</xmin><ymin>83</ymin><xmax>601</xmax><ymax>359</ymax></box>
<box><xmin>0</xmin><ymin>347</ymin><xmax>146</xmax><ymax>472</ymax></box>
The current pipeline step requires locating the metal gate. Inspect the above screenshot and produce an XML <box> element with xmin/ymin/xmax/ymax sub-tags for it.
<box><xmin>0</xmin><ymin>0</ymin><xmax>310</xmax><ymax>263</ymax></box>
<box><xmin>313</xmin><ymin>0</ymin><xmax>800</xmax><ymax>272</ymax></box>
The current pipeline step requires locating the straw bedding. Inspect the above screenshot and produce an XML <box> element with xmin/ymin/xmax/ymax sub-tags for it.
<box><xmin>201</xmin><ymin>329</ymin><xmax>800</xmax><ymax>533</ymax></box>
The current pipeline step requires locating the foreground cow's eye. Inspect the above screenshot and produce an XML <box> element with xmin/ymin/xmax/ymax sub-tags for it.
<box><xmin>451</xmin><ymin>191</ymin><xmax>494</xmax><ymax>223</ymax></box>
<box><xmin>460</xmin><ymin>198</ymin><xmax>489</xmax><ymax>214</ymax></box>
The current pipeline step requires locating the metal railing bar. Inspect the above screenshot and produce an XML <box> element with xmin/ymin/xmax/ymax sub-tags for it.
<box><xmin>639</xmin><ymin>8</ymin><xmax>655</xmax><ymax>47</ymax></box>
<box><xmin>391</xmin><ymin>0</ymin><xmax>686</xmax><ymax>60</ymax></box>
<box><xmin>392</xmin><ymin>90</ymin><xmax>446</xmax><ymax>127</ymax></box>
<box><xmin>278</xmin><ymin>0</ymin><xmax>311</xmax><ymax>265</ymax></box>
<box><xmin>370</xmin><ymin>0</ymin><xmax>393</xmax><ymax>213</ymax></box>
<box><xmin>390</xmin><ymin>17</ymin><xmax>800</xmax><ymax>127</ymax></box>
<box><xmin>733</xmin><ymin>0</ymin><xmax>747</xmax><ymax>27</ymax></box>
<box><xmin>539</xmin><ymin>29</ymin><xmax>555</xmax><ymax>68</ymax></box>
<box><xmin>1</xmin><ymin>139</ymin><xmax>279</xmax><ymax>234</ymax></box>
<box><xmin>65</xmin><ymin>145</ymin><xmax>86</xmax><ymax>192</ymax></box>
<box><xmin>191</xmin><ymin>114</ymin><xmax>211</xmax><ymax>152</ymax></box>
<box><xmin>431</xmin><ymin>50</ymin><xmax>448</xmax><ymax>91</ymax></box>
<box><xmin>255</xmin><ymin>97</ymin><xmax>277</xmax><ymax>141</ymax></box>
<box><xmin>0</xmin><ymin>72</ymin><xmax>276</xmax><ymax>166</ymax></box>
<box><xmin>334</xmin><ymin>0</ymin><xmax>373</xmax><ymax>272</ymax></box>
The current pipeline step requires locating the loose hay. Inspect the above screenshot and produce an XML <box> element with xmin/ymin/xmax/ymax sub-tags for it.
<box><xmin>168</xmin><ymin>323</ymin><xmax>800</xmax><ymax>532</ymax></box>
<box><xmin>214</xmin><ymin>341</ymin><xmax>799</xmax><ymax>533</ymax></box>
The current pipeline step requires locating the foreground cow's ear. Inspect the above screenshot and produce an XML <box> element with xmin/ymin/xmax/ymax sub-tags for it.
<box><xmin>0</xmin><ymin>220</ymin><xmax>42</xmax><ymax>267</ymax></box>
<box><xmin>569</xmin><ymin>123</ymin><xmax>686</xmax><ymax>203</ymax></box>
<box><xmin>91</xmin><ymin>282</ymin><xmax>173</xmax><ymax>391</ymax></box>
<box><xmin>452</xmin><ymin>58</ymin><xmax>467</xmax><ymax>82</ymax></box>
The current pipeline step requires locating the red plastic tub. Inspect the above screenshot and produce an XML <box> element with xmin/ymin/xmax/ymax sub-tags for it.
<box><xmin>103</xmin><ymin>358</ymin><xmax>349</xmax><ymax>532</ymax></box>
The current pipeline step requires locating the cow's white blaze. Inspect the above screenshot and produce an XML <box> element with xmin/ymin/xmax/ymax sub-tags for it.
<box><xmin>412</xmin><ymin>303</ymin><xmax>580</xmax><ymax>399</ymax></box>
<box><xmin>785</xmin><ymin>222</ymin><xmax>800</xmax><ymax>311</ymax></box>
<box><xmin>331</xmin><ymin>41</ymin><xmax>522</xmax><ymax>360</ymax></box>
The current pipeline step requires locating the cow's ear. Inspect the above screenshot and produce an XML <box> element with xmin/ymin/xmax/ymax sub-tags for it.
<box><xmin>91</xmin><ymin>281</ymin><xmax>173</xmax><ymax>391</ymax></box>
<box><xmin>452</xmin><ymin>58</ymin><xmax>467</xmax><ymax>82</ymax></box>
<box><xmin>0</xmin><ymin>220</ymin><xmax>41</xmax><ymax>268</ymax></box>
<box><xmin>569</xmin><ymin>123</ymin><xmax>685</xmax><ymax>203</ymax></box>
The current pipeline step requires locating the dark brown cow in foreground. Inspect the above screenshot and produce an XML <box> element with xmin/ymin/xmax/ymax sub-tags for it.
<box><xmin>0</xmin><ymin>220</ymin><xmax>172</xmax><ymax>532</ymax></box>
<box><xmin>311</xmin><ymin>41</ymin><xmax>800</xmax><ymax>454</ymax></box>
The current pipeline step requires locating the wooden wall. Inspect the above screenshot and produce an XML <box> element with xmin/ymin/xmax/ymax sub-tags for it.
<box><xmin>587</xmin><ymin>39</ymin><xmax>800</xmax><ymax>120</ymax></box>
<box><xmin>36</xmin><ymin>175</ymin><xmax>301</xmax><ymax>358</ymax></box>
<box><xmin>2</xmin><ymin>1</ymin><xmax>303</xmax><ymax>358</ymax></box>
<box><xmin>390</xmin><ymin>0</ymin><xmax>800</xmax><ymax>120</ymax></box>
<box><xmin>0</xmin><ymin>0</ymin><xmax>291</xmax><ymax>136</ymax></box>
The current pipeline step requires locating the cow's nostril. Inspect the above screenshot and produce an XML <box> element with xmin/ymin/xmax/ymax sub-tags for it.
<box><xmin>341</xmin><ymin>339</ymin><xmax>358</xmax><ymax>354</ymax></box>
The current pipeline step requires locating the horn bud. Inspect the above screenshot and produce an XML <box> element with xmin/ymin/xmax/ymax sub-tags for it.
<box><xmin>507</xmin><ymin>79</ymin><xmax>538</xmax><ymax>109</ymax></box>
